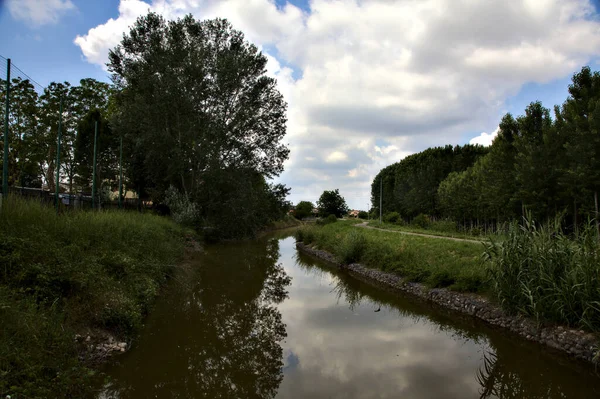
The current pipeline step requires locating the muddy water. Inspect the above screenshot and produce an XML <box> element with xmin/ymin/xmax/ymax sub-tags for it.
<box><xmin>98</xmin><ymin>232</ymin><xmax>600</xmax><ymax>398</ymax></box>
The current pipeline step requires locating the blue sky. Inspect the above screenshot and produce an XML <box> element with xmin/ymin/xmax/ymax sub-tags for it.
<box><xmin>1</xmin><ymin>0</ymin><xmax>600</xmax><ymax>208</ymax></box>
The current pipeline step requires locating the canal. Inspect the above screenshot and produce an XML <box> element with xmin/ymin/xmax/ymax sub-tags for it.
<box><xmin>98</xmin><ymin>231</ymin><xmax>600</xmax><ymax>398</ymax></box>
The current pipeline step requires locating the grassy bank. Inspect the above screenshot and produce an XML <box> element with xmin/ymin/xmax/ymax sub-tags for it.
<box><xmin>485</xmin><ymin>218</ymin><xmax>600</xmax><ymax>332</ymax></box>
<box><xmin>299</xmin><ymin>218</ymin><xmax>600</xmax><ymax>334</ymax></box>
<box><xmin>296</xmin><ymin>220</ymin><xmax>486</xmax><ymax>292</ymax></box>
<box><xmin>366</xmin><ymin>220</ymin><xmax>491</xmax><ymax>240</ymax></box>
<box><xmin>0</xmin><ymin>197</ymin><xmax>186</xmax><ymax>398</ymax></box>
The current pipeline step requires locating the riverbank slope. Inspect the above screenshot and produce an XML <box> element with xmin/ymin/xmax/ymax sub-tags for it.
<box><xmin>295</xmin><ymin>222</ymin><xmax>599</xmax><ymax>365</ymax></box>
<box><xmin>0</xmin><ymin>197</ymin><xmax>189</xmax><ymax>398</ymax></box>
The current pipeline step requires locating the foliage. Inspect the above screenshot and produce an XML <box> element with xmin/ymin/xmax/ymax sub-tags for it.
<box><xmin>429</xmin><ymin>219</ymin><xmax>456</xmax><ymax>233</ymax></box>
<box><xmin>374</xmin><ymin>66</ymin><xmax>600</xmax><ymax>233</ymax></box>
<box><xmin>296</xmin><ymin>221</ymin><xmax>485</xmax><ymax>292</ymax></box>
<box><xmin>316</xmin><ymin>214</ymin><xmax>338</xmax><ymax>226</ymax></box>
<box><xmin>357</xmin><ymin>210</ymin><xmax>368</xmax><ymax>219</ymax></box>
<box><xmin>371</xmin><ymin>144</ymin><xmax>488</xmax><ymax>219</ymax></box>
<box><xmin>294</xmin><ymin>201</ymin><xmax>314</xmax><ymax>220</ymax></box>
<box><xmin>74</xmin><ymin>109</ymin><xmax>120</xmax><ymax>191</ymax></box>
<box><xmin>383</xmin><ymin>211</ymin><xmax>402</xmax><ymax>224</ymax></box>
<box><xmin>317</xmin><ymin>189</ymin><xmax>349</xmax><ymax>218</ymax></box>
<box><xmin>411</xmin><ymin>213</ymin><xmax>430</xmax><ymax>229</ymax></box>
<box><xmin>0</xmin><ymin>197</ymin><xmax>185</xmax><ymax>397</ymax></box>
<box><xmin>484</xmin><ymin>215</ymin><xmax>600</xmax><ymax>331</ymax></box>
<box><xmin>165</xmin><ymin>185</ymin><xmax>200</xmax><ymax>227</ymax></box>
<box><xmin>338</xmin><ymin>230</ymin><xmax>367</xmax><ymax>264</ymax></box>
<box><xmin>0</xmin><ymin>77</ymin><xmax>111</xmax><ymax>193</ymax></box>
<box><xmin>108</xmin><ymin>13</ymin><xmax>289</xmax><ymax>203</ymax></box>
<box><xmin>105</xmin><ymin>13</ymin><xmax>290</xmax><ymax>237</ymax></box>
<box><xmin>194</xmin><ymin>169</ymin><xmax>291</xmax><ymax>239</ymax></box>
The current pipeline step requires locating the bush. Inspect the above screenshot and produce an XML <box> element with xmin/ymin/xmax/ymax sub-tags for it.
<box><xmin>429</xmin><ymin>219</ymin><xmax>456</xmax><ymax>233</ymax></box>
<box><xmin>164</xmin><ymin>185</ymin><xmax>200</xmax><ymax>228</ymax></box>
<box><xmin>317</xmin><ymin>214</ymin><xmax>338</xmax><ymax>226</ymax></box>
<box><xmin>384</xmin><ymin>212</ymin><xmax>401</xmax><ymax>224</ymax></box>
<box><xmin>484</xmin><ymin>215</ymin><xmax>600</xmax><ymax>331</ymax></box>
<box><xmin>358</xmin><ymin>211</ymin><xmax>368</xmax><ymax>219</ymax></box>
<box><xmin>411</xmin><ymin>213</ymin><xmax>430</xmax><ymax>229</ymax></box>
<box><xmin>338</xmin><ymin>230</ymin><xmax>367</xmax><ymax>264</ymax></box>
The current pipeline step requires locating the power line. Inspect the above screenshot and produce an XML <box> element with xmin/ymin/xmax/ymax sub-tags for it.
<box><xmin>0</xmin><ymin>55</ymin><xmax>46</xmax><ymax>92</ymax></box>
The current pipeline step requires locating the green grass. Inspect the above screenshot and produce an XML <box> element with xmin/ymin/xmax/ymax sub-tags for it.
<box><xmin>366</xmin><ymin>220</ymin><xmax>494</xmax><ymax>240</ymax></box>
<box><xmin>296</xmin><ymin>221</ymin><xmax>486</xmax><ymax>293</ymax></box>
<box><xmin>0</xmin><ymin>197</ymin><xmax>186</xmax><ymax>398</ymax></box>
<box><xmin>484</xmin><ymin>216</ymin><xmax>600</xmax><ymax>332</ymax></box>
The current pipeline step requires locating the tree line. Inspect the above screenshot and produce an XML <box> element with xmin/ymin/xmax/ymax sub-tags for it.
<box><xmin>1</xmin><ymin>12</ymin><xmax>292</xmax><ymax>238</ymax></box>
<box><xmin>0</xmin><ymin>77</ymin><xmax>113</xmax><ymax>194</ymax></box>
<box><xmin>372</xmin><ymin>66</ymin><xmax>600</xmax><ymax>232</ymax></box>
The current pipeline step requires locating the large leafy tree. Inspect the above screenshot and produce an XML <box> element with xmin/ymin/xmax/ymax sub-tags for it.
<box><xmin>294</xmin><ymin>201</ymin><xmax>314</xmax><ymax>220</ymax></box>
<box><xmin>108</xmin><ymin>13</ymin><xmax>289</xmax><ymax>202</ymax></box>
<box><xmin>317</xmin><ymin>189</ymin><xmax>349</xmax><ymax>218</ymax></box>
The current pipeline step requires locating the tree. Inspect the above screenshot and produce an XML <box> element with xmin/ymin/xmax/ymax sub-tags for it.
<box><xmin>294</xmin><ymin>201</ymin><xmax>314</xmax><ymax>220</ymax></box>
<box><xmin>74</xmin><ymin>109</ymin><xmax>119</xmax><ymax>192</ymax></box>
<box><xmin>108</xmin><ymin>13</ymin><xmax>289</xmax><ymax>204</ymax></box>
<box><xmin>317</xmin><ymin>189</ymin><xmax>349</xmax><ymax>218</ymax></box>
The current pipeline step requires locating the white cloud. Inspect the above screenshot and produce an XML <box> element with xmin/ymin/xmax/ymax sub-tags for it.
<box><xmin>7</xmin><ymin>0</ymin><xmax>76</xmax><ymax>27</ymax></box>
<box><xmin>469</xmin><ymin>127</ymin><xmax>500</xmax><ymax>147</ymax></box>
<box><xmin>74</xmin><ymin>0</ymin><xmax>600</xmax><ymax>209</ymax></box>
<box><xmin>326</xmin><ymin>151</ymin><xmax>348</xmax><ymax>163</ymax></box>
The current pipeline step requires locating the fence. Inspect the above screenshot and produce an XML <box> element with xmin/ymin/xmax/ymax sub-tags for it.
<box><xmin>1</xmin><ymin>55</ymin><xmax>130</xmax><ymax>212</ymax></box>
<box><xmin>6</xmin><ymin>186</ymin><xmax>150</xmax><ymax>212</ymax></box>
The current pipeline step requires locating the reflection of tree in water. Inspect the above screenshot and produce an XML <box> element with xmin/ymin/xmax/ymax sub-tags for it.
<box><xmin>185</xmin><ymin>238</ymin><xmax>291</xmax><ymax>398</ymax></box>
<box><xmin>476</xmin><ymin>347</ymin><xmax>598</xmax><ymax>399</ymax></box>
<box><xmin>104</xmin><ymin>238</ymin><xmax>291</xmax><ymax>399</ymax></box>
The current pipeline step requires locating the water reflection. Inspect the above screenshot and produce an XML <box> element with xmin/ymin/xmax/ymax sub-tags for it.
<box><xmin>100</xmin><ymin>238</ymin><xmax>291</xmax><ymax>398</ymax></box>
<box><xmin>99</xmin><ymin>235</ymin><xmax>600</xmax><ymax>399</ymax></box>
<box><xmin>289</xmin><ymin>245</ymin><xmax>600</xmax><ymax>399</ymax></box>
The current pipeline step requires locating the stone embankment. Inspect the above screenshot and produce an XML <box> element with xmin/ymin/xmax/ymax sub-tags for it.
<box><xmin>296</xmin><ymin>241</ymin><xmax>599</xmax><ymax>364</ymax></box>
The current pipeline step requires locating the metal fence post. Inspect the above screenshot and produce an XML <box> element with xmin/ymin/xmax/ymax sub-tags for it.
<box><xmin>92</xmin><ymin>120</ymin><xmax>98</xmax><ymax>210</ymax></box>
<box><xmin>54</xmin><ymin>96</ymin><xmax>63</xmax><ymax>212</ymax></box>
<box><xmin>3</xmin><ymin>58</ymin><xmax>11</xmax><ymax>197</ymax></box>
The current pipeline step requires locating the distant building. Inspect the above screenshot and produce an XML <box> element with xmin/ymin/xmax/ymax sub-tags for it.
<box><xmin>348</xmin><ymin>210</ymin><xmax>360</xmax><ymax>218</ymax></box>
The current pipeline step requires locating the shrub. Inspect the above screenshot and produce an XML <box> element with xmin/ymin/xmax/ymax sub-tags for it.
<box><xmin>317</xmin><ymin>214</ymin><xmax>338</xmax><ymax>226</ymax></box>
<box><xmin>429</xmin><ymin>219</ymin><xmax>456</xmax><ymax>233</ymax></box>
<box><xmin>384</xmin><ymin>212</ymin><xmax>401</xmax><ymax>224</ymax></box>
<box><xmin>164</xmin><ymin>185</ymin><xmax>200</xmax><ymax>228</ymax></box>
<box><xmin>338</xmin><ymin>230</ymin><xmax>367</xmax><ymax>264</ymax></box>
<box><xmin>358</xmin><ymin>211</ymin><xmax>368</xmax><ymax>219</ymax></box>
<box><xmin>484</xmin><ymin>215</ymin><xmax>600</xmax><ymax>331</ymax></box>
<box><xmin>411</xmin><ymin>213</ymin><xmax>430</xmax><ymax>229</ymax></box>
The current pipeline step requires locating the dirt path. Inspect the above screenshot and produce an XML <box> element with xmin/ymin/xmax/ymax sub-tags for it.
<box><xmin>355</xmin><ymin>222</ymin><xmax>484</xmax><ymax>244</ymax></box>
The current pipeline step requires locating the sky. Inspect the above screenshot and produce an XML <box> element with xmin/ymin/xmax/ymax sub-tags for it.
<box><xmin>1</xmin><ymin>0</ymin><xmax>600</xmax><ymax>210</ymax></box>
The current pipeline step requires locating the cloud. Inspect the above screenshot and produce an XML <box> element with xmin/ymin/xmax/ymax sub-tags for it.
<box><xmin>7</xmin><ymin>0</ymin><xmax>76</xmax><ymax>27</ymax></box>
<box><xmin>469</xmin><ymin>127</ymin><xmax>500</xmax><ymax>147</ymax></box>
<box><xmin>75</xmin><ymin>0</ymin><xmax>600</xmax><ymax>209</ymax></box>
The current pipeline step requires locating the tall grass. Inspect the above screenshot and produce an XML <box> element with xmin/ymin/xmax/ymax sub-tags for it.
<box><xmin>296</xmin><ymin>221</ymin><xmax>485</xmax><ymax>292</ymax></box>
<box><xmin>484</xmin><ymin>216</ymin><xmax>600</xmax><ymax>331</ymax></box>
<box><xmin>0</xmin><ymin>197</ymin><xmax>186</xmax><ymax>397</ymax></box>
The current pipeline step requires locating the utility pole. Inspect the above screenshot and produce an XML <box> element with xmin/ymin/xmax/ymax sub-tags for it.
<box><xmin>54</xmin><ymin>96</ymin><xmax>63</xmax><ymax>212</ymax></box>
<box><xmin>379</xmin><ymin>177</ymin><xmax>382</xmax><ymax>224</ymax></box>
<box><xmin>3</xmin><ymin>58</ymin><xmax>10</xmax><ymax>198</ymax></box>
<box><xmin>92</xmin><ymin>121</ymin><xmax>98</xmax><ymax>210</ymax></box>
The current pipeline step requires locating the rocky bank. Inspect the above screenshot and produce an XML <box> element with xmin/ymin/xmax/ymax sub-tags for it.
<box><xmin>296</xmin><ymin>241</ymin><xmax>599</xmax><ymax>364</ymax></box>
